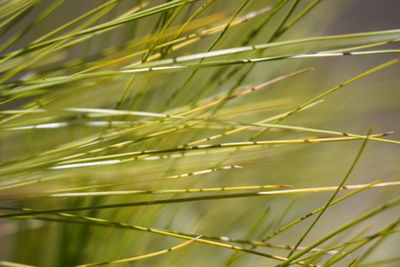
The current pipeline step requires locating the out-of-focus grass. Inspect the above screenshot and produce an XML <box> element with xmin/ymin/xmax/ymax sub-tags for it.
<box><xmin>0</xmin><ymin>0</ymin><xmax>399</xmax><ymax>266</ymax></box>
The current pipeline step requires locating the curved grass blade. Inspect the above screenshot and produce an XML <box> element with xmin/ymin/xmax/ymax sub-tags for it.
<box><xmin>124</xmin><ymin>30</ymin><xmax>400</xmax><ymax>68</ymax></box>
<box><xmin>44</xmin><ymin>165</ymin><xmax>242</xmax><ymax>194</ymax></box>
<box><xmin>48</xmin><ymin>184</ymin><xmax>291</xmax><ymax>198</ymax></box>
<box><xmin>261</xmin><ymin>181</ymin><xmax>379</xmax><ymax>241</ymax></box>
<box><xmin>276</xmin><ymin>198</ymin><xmax>400</xmax><ymax>266</ymax></box>
<box><xmin>285</xmin><ymin>129</ymin><xmax>372</xmax><ymax>258</ymax></box>
<box><xmin>348</xmin><ymin>219</ymin><xmax>400</xmax><ymax>267</ymax></box>
<box><xmin>251</xmin><ymin>58</ymin><xmax>400</xmax><ymax>139</ymax></box>
<box><xmin>296</xmin><ymin>228</ymin><xmax>400</xmax><ymax>264</ymax></box>
<box><xmin>317</xmin><ymin>224</ymin><xmax>373</xmax><ymax>265</ymax></box>
<box><xmin>1</xmin><ymin>181</ymin><xmax>399</xmax><ymax>217</ymax></box>
<box><xmin>53</xmin><ymin>134</ymin><xmax>388</xmax><ymax>167</ymax></box>
<box><xmin>2</xmin><ymin>50</ymin><xmax>398</xmax><ymax>99</ymax></box>
<box><xmin>77</xmin><ymin>236</ymin><xmax>201</xmax><ymax>267</ymax></box>
<box><xmin>3</xmin><ymin>211</ymin><xmax>314</xmax><ymax>266</ymax></box>
<box><xmin>153</xmin><ymin>230</ymin><xmax>341</xmax><ymax>256</ymax></box>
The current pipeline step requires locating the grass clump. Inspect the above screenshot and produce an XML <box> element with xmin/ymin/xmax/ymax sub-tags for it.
<box><xmin>0</xmin><ymin>0</ymin><xmax>399</xmax><ymax>266</ymax></box>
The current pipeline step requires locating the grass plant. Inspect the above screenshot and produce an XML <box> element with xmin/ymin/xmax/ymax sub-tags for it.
<box><xmin>0</xmin><ymin>0</ymin><xmax>399</xmax><ymax>266</ymax></box>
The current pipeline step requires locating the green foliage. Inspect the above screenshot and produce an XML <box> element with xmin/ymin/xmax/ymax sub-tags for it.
<box><xmin>0</xmin><ymin>0</ymin><xmax>399</xmax><ymax>266</ymax></box>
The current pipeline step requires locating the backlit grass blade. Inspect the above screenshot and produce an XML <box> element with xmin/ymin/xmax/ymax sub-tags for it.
<box><xmin>1</xmin><ymin>181</ymin><xmax>399</xmax><ymax>217</ymax></box>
